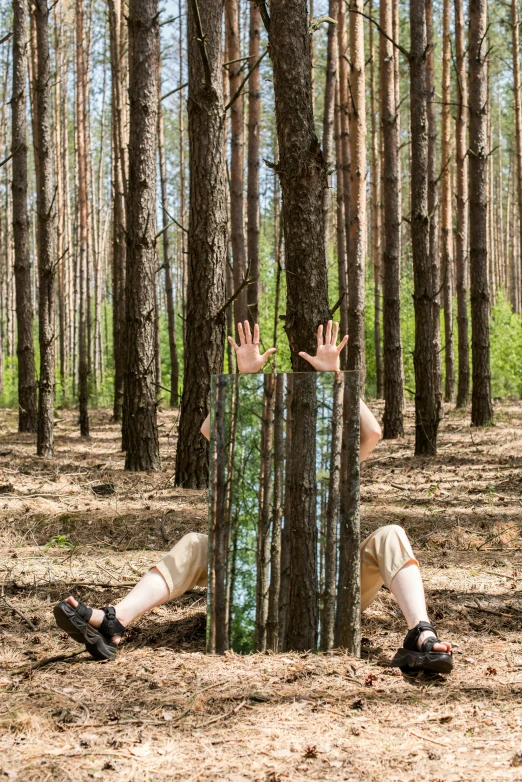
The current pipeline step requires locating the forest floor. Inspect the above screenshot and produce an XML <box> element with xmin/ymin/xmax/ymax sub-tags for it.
<box><xmin>1</xmin><ymin>400</ymin><xmax>522</xmax><ymax>781</ymax></box>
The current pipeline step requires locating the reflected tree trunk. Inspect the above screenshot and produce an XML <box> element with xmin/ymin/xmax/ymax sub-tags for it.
<box><xmin>209</xmin><ymin>376</ymin><xmax>228</xmax><ymax>654</ymax></box>
<box><xmin>267</xmin><ymin>373</ymin><xmax>285</xmax><ymax>651</ymax></box>
<box><xmin>321</xmin><ymin>371</ymin><xmax>343</xmax><ymax>651</ymax></box>
<box><xmin>278</xmin><ymin>372</ymin><xmax>293</xmax><ymax>648</ymax></box>
<box><xmin>255</xmin><ymin>374</ymin><xmax>275</xmax><ymax>652</ymax></box>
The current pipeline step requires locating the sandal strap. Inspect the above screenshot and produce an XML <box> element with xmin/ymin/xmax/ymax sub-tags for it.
<box><xmin>75</xmin><ymin>601</ymin><xmax>93</xmax><ymax>623</ymax></box>
<box><xmin>403</xmin><ymin>621</ymin><xmax>438</xmax><ymax>652</ymax></box>
<box><xmin>99</xmin><ymin>606</ymin><xmax>127</xmax><ymax>639</ymax></box>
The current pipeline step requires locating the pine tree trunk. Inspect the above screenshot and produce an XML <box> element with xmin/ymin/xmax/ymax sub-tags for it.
<box><xmin>226</xmin><ymin>0</ymin><xmax>248</xmax><ymax>327</ymax></box>
<box><xmin>266</xmin><ymin>372</ymin><xmax>285</xmax><ymax>652</ymax></box>
<box><xmin>246</xmin><ymin>1</ymin><xmax>260</xmax><ymax>325</ymax></box>
<box><xmin>347</xmin><ymin>0</ymin><xmax>367</xmax><ymax>387</ymax></box>
<box><xmin>455</xmin><ymin>0</ymin><xmax>470</xmax><ymax>407</ymax></box>
<box><xmin>208</xmin><ymin>375</ymin><xmax>228</xmax><ymax>654</ymax></box>
<box><xmin>410</xmin><ymin>0</ymin><xmax>440</xmax><ymax>455</ymax></box>
<box><xmin>513</xmin><ymin>0</ymin><xmax>522</xmax><ymax>319</ymax></box>
<box><xmin>255</xmin><ymin>374</ymin><xmax>275</xmax><ymax>652</ymax></box>
<box><xmin>335</xmin><ymin>83</ymin><xmax>349</xmax><ymax>366</ymax></box>
<box><xmin>124</xmin><ymin>0</ymin><xmax>161</xmax><ymax>471</ymax></box>
<box><xmin>12</xmin><ymin>0</ymin><xmax>37</xmax><ymax>434</ymax></box>
<box><xmin>108</xmin><ymin>0</ymin><xmax>127</xmax><ymax>424</ymax></box>
<box><xmin>426</xmin><ymin>0</ymin><xmax>443</xmax><ymax>412</ymax></box>
<box><xmin>321</xmin><ymin>371</ymin><xmax>343</xmax><ymax>651</ymax></box>
<box><xmin>380</xmin><ymin>0</ymin><xmax>404</xmax><ymax>439</ymax></box>
<box><xmin>34</xmin><ymin>0</ymin><xmax>56</xmax><ymax>458</ymax></box>
<box><xmin>322</xmin><ymin>1</ymin><xmax>339</xmax><ymax>259</ymax></box>
<box><xmin>269</xmin><ymin>0</ymin><xmax>331</xmax><ymax>652</ymax></box>
<box><xmin>369</xmin><ymin>0</ymin><xmax>383</xmax><ymax>399</ymax></box>
<box><xmin>76</xmin><ymin>0</ymin><xmax>89</xmax><ymax>437</ymax></box>
<box><xmin>338</xmin><ymin>2</ymin><xmax>351</xmax><ymax>280</ymax></box>
<box><xmin>175</xmin><ymin>0</ymin><xmax>228</xmax><ymax>488</ymax></box>
<box><xmin>441</xmin><ymin>0</ymin><xmax>455</xmax><ymax>402</ymax></box>
<box><xmin>158</xmin><ymin>66</ymin><xmax>180</xmax><ymax>408</ymax></box>
<box><xmin>468</xmin><ymin>0</ymin><xmax>493</xmax><ymax>426</ymax></box>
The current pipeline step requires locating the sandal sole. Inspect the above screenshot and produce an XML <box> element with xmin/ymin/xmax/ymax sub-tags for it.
<box><xmin>390</xmin><ymin>648</ymin><xmax>453</xmax><ymax>675</ymax></box>
<box><xmin>53</xmin><ymin>602</ymin><xmax>118</xmax><ymax>661</ymax></box>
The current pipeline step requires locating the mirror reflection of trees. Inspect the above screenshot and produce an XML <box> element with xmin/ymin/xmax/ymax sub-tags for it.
<box><xmin>208</xmin><ymin>372</ymin><xmax>360</xmax><ymax>655</ymax></box>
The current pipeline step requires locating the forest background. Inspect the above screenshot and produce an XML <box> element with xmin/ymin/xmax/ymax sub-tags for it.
<box><xmin>1</xmin><ymin>0</ymin><xmax>521</xmax><ymax>429</ymax></box>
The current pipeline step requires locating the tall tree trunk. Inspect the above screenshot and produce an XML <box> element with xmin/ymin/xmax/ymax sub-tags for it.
<box><xmin>513</xmin><ymin>0</ymin><xmax>522</xmax><ymax>320</ymax></box>
<box><xmin>335</xmin><ymin>83</ymin><xmax>349</xmax><ymax>365</ymax></box>
<box><xmin>158</xmin><ymin>65</ymin><xmax>180</xmax><ymax>408</ymax></box>
<box><xmin>468</xmin><ymin>0</ymin><xmax>493</xmax><ymax>426</ymax></box>
<box><xmin>380</xmin><ymin>0</ymin><xmax>404</xmax><ymax>439</ymax></box>
<box><xmin>455</xmin><ymin>0</ymin><xmax>469</xmax><ymax>407</ymax></box>
<box><xmin>334</xmin><ymin>375</ymin><xmax>361</xmax><ymax>654</ymax></box>
<box><xmin>441</xmin><ymin>0</ymin><xmax>455</xmax><ymax>402</ymax></box>
<box><xmin>108</xmin><ymin>0</ymin><xmax>127</xmax><ymax>423</ymax></box>
<box><xmin>426</xmin><ymin>0</ymin><xmax>443</xmax><ymax>411</ymax></box>
<box><xmin>255</xmin><ymin>374</ymin><xmax>275</xmax><ymax>652</ymax></box>
<box><xmin>278</xmin><ymin>372</ymin><xmax>293</xmax><ymax>649</ymax></box>
<box><xmin>347</xmin><ymin>0</ymin><xmax>367</xmax><ymax>388</ymax></box>
<box><xmin>246</xmin><ymin>0</ymin><xmax>260</xmax><ymax>325</ymax></box>
<box><xmin>226</xmin><ymin>0</ymin><xmax>248</xmax><ymax>327</ymax></box>
<box><xmin>208</xmin><ymin>375</ymin><xmax>228</xmax><ymax>654</ymax></box>
<box><xmin>321</xmin><ymin>371</ymin><xmax>343</xmax><ymax>651</ymax></box>
<box><xmin>124</xmin><ymin>0</ymin><xmax>160</xmax><ymax>471</ymax></box>
<box><xmin>410</xmin><ymin>0</ymin><xmax>440</xmax><ymax>455</ymax></box>
<box><xmin>76</xmin><ymin>0</ymin><xmax>90</xmax><ymax>438</ymax></box>
<box><xmin>266</xmin><ymin>372</ymin><xmax>285</xmax><ymax>652</ymax></box>
<box><xmin>269</xmin><ymin>0</ymin><xmax>331</xmax><ymax>652</ymax></box>
<box><xmin>338</xmin><ymin>0</ymin><xmax>351</xmax><ymax>293</ymax></box>
<box><xmin>34</xmin><ymin>0</ymin><xmax>55</xmax><ymax>457</ymax></box>
<box><xmin>12</xmin><ymin>0</ymin><xmax>37</xmax><ymax>433</ymax></box>
<box><xmin>175</xmin><ymin>0</ymin><xmax>228</xmax><ymax>488</ymax></box>
<box><xmin>369</xmin><ymin>0</ymin><xmax>383</xmax><ymax>399</ymax></box>
<box><xmin>322</xmin><ymin>1</ymin><xmax>339</xmax><ymax>259</ymax></box>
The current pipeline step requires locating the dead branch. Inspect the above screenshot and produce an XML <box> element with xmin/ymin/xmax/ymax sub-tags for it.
<box><xmin>9</xmin><ymin>647</ymin><xmax>87</xmax><ymax>675</ymax></box>
<box><xmin>0</xmin><ymin>594</ymin><xmax>38</xmax><ymax>631</ymax></box>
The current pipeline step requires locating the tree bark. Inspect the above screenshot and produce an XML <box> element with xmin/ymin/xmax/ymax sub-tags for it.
<box><xmin>380</xmin><ymin>0</ymin><xmax>404</xmax><ymax>439</ymax></box>
<box><xmin>321</xmin><ymin>371</ymin><xmax>343</xmax><ymax>651</ymax></box>
<box><xmin>513</xmin><ymin>0</ymin><xmax>522</xmax><ymax>317</ymax></box>
<box><xmin>76</xmin><ymin>0</ymin><xmax>90</xmax><ymax>438</ymax></box>
<box><xmin>441</xmin><ymin>0</ymin><xmax>455</xmax><ymax>403</ymax></box>
<box><xmin>225</xmin><ymin>0</ymin><xmax>248</xmax><ymax>327</ymax></box>
<box><xmin>267</xmin><ymin>372</ymin><xmax>285</xmax><ymax>652</ymax></box>
<box><xmin>468</xmin><ymin>0</ymin><xmax>493</xmax><ymax>426</ymax></box>
<box><xmin>175</xmin><ymin>0</ymin><xmax>228</xmax><ymax>488</ymax></box>
<box><xmin>334</xmin><ymin>83</ymin><xmax>349</xmax><ymax>367</ymax></box>
<box><xmin>208</xmin><ymin>375</ymin><xmax>228</xmax><ymax>654</ymax></box>
<box><xmin>425</xmin><ymin>0</ymin><xmax>443</xmax><ymax>412</ymax></box>
<box><xmin>369</xmin><ymin>0</ymin><xmax>383</xmax><ymax>399</ymax></box>
<box><xmin>12</xmin><ymin>0</ymin><xmax>37</xmax><ymax>434</ymax></box>
<box><xmin>335</xmin><ymin>374</ymin><xmax>361</xmax><ymax>655</ymax></box>
<box><xmin>410</xmin><ymin>0</ymin><xmax>440</xmax><ymax>455</ymax></box>
<box><xmin>322</xmin><ymin>1</ymin><xmax>339</xmax><ymax>259</ymax></box>
<box><xmin>108</xmin><ymin>0</ymin><xmax>127</xmax><ymax>423</ymax></box>
<box><xmin>338</xmin><ymin>0</ymin><xmax>351</xmax><ymax>294</ymax></box>
<box><xmin>158</xmin><ymin>63</ymin><xmax>180</xmax><ymax>408</ymax></box>
<box><xmin>35</xmin><ymin>0</ymin><xmax>56</xmax><ymax>458</ymax></box>
<box><xmin>347</xmin><ymin>0</ymin><xmax>367</xmax><ymax>388</ymax></box>
<box><xmin>124</xmin><ymin>0</ymin><xmax>161</xmax><ymax>471</ymax></box>
<box><xmin>255</xmin><ymin>374</ymin><xmax>275</xmax><ymax>652</ymax></box>
<box><xmin>455</xmin><ymin>0</ymin><xmax>469</xmax><ymax>407</ymax></box>
<box><xmin>246</xmin><ymin>0</ymin><xmax>260</xmax><ymax>325</ymax></box>
<box><xmin>269</xmin><ymin>0</ymin><xmax>331</xmax><ymax>652</ymax></box>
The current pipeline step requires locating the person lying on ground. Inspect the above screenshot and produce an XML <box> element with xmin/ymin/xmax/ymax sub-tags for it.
<box><xmin>54</xmin><ymin>321</ymin><xmax>453</xmax><ymax>675</ymax></box>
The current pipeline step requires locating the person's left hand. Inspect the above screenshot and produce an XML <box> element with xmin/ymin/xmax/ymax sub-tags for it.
<box><xmin>228</xmin><ymin>321</ymin><xmax>276</xmax><ymax>373</ymax></box>
<box><xmin>298</xmin><ymin>320</ymin><xmax>348</xmax><ymax>371</ymax></box>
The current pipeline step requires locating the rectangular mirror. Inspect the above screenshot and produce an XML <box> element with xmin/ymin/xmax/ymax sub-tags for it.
<box><xmin>207</xmin><ymin>371</ymin><xmax>360</xmax><ymax>655</ymax></box>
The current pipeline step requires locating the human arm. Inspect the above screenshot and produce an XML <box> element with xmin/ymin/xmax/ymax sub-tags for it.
<box><xmin>200</xmin><ymin>322</ymin><xmax>276</xmax><ymax>441</ymax></box>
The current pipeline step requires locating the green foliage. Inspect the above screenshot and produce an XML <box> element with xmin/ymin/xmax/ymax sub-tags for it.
<box><xmin>490</xmin><ymin>295</ymin><xmax>522</xmax><ymax>399</ymax></box>
<box><xmin>44</xmin><ymin>534</ymin><xmax>75</xmax><ymax>551</ymax></box>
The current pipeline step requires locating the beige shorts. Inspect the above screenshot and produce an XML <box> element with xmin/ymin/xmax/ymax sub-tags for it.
<box><xmin>155</xmin><ymin>524</ymin><xmax>417</xmax><ymax>612</ymax></box>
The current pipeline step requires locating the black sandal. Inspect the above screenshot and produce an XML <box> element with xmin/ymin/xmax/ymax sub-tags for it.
<box><xmin>53</xmin><ymin>601</ymin><xmax>127</xmax><ymax>661</ymax></box>
<box><xmin>390</xmin><ymin>621</ymin><xmax>453</xmax><ymax>675</ymax></box>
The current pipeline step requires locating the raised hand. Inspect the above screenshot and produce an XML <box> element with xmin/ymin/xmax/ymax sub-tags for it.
<box><xmin>298</xmin><ymin>320</ymin><xmax>348</xmax><ymax>372</ymax></box>
<box><xmin>228</xmin><ymin>321</ymin><xmax>276</xmax><ymax>374</ymax></box>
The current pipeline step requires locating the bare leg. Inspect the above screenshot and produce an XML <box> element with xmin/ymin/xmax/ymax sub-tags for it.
<box><xmin>390</xmin><ymin>562</ymin><xmax>451</xmax><ymax>653</ymax></box>
<box><xmin>64</xmin><ymin>567</ymin><xmax>170</xmax><ymax>644</ymax></box>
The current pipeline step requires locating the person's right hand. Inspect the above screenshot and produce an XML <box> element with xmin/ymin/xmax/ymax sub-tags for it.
<box><xmin>228</xmin><ymin>321</ymin><xmax>276</xmax><ymax>374</ymax></box>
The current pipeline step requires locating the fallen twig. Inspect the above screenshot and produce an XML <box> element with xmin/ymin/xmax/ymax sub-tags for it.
<box><xmin>463</xmin><ymin>602</ymin><xmax>513</xmax><ymax>618</ymax></box>
<box><xmin>194</xmin><ymin>699</ymin><xmax>247</xmax><ymax>728</ymax></box>
<box><xmin>0</xmin><ymin>594</ymin><xmax>38</xmax><ymax>631</ymax></box>
<box><xmin>409</xmin><ymin>729</ymin><xmax>448</xmax><ymax>747</ymax></box>
<box><xmin>9</xmin><ymin>647</ymin><xmax>87</xmax><ymax>675</ymax></box>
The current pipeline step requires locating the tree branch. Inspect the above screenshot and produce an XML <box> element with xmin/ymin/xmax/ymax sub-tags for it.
<box><xmin>161</xmin><ymin>81</ymin><xmax>188</xmax><ymax>101</ymax></box>
<box><xmin>225</xmin><ymin>49</ymin><xmax>268</xmax><ymax>112</ymax></box>
<box><xmin>344</xmin><ymin>4</ymin><xmax>410</xmax><ymax>60</ymax></box>
<box><xmin>0</xmin><ymin>31</ymin><xmax>12</xmax><ymax>45</ymax></box>
<box><xmin>254</xmin><ymin>0</ymin><xmax>271</xmax><ymax>33</ymax></box>
<box><xmin>216</xmin><ymin>262</ymin><xmax>255</xmax><ymax>319</ymax></box>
